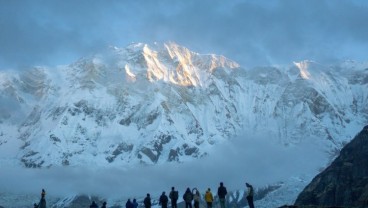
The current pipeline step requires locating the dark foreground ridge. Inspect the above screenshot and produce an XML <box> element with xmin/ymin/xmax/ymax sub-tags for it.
<box><xmin>279</xmin><ymin>206</ymin><xmax>358</xmax><ymax>208</ymax></box>
<box><xmin>294</xmin><ymin>125</ymin><xmax>368</xmax><ymax>207</ymax></box>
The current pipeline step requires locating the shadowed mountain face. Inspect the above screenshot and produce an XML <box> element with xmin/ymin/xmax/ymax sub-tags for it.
<box><xmin>295</xmin><ymin>125</ymin><xmax>368</xmax><ymax>207</ymax></box>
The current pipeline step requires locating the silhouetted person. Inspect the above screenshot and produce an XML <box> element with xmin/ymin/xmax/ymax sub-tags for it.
<box><xmin>217</xmin><ymin>182</ymin><xmax>227</xmax><ymax>208</ymax></box>
<box><xmin>192</xmin><ymin>188</ymin><xmax>200</xmax><ymax>208</ymax></box>
<box><xmin>133</xmin><ymin>199</ymin><xmax>138</xmax><ymax>208</ymax></box>
<box><xmin>33</xmin><ymin>203</ymin><xmax>38</xmax><ymax>208</ymax></box>
<box><xmin>38</xmin><ymin>189</ymin><xmax>46</xmax><ymax>208</ymax></box>
<box><xmin>204</xmin><ymin>188</ymin><xmax>214</xmax><ymax>208</ymax></box>
<box><xmin>159</xmin><ymin>191</ymin><xmax>169</xmax><ymax>208</ymax></box>
<box><xmin>90</xmin><ymin>201</ymin><xmax>99</xmax><ymax>208</ymax></box>
<box><xmin>246</xmin><ymin>183</ymin><xmax>254</xmax><ymax>208</ymax></box>
<box><xmin>144</xmin><ymin>193</ymin><xmax>152</xmax><ymax>208</ymax></box>
<box><xmin>41</xmin><ymin>189</ymin><xmax>46</xmax><ymax>199</ymax></box>
<box><xmin>126</xmin><ymin>199</ymin><xmax>134</xmax><ymax>208</ymax></box>
<box><xmin>39</xmin><ymin>198</ymin><xmax>46</xmax><ymax>208</ymax></box>
<box><xmin>101</xmin><ymin>201</ymin><xmax>107</xmax><ymax>208</ymax></box>
<box><xmin>169</xmin><ymin>187</ymin><xmax>179</xmax><ymax>208</ymax></box>
<box><xmin>183</xmin><ymin>187</ymin><xmax>193</xmax><ymax>208</ymax></box>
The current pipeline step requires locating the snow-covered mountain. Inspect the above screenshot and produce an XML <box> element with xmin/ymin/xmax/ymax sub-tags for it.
<box><xmin>0</xmin><ymin>42</ymin><xmax>367</xmax><ymax>169</ymax></box>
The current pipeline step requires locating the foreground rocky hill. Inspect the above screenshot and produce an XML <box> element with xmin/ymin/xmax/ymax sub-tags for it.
<box><xmin>294</xmin><ymin>125</ymin><xmax>368</xmax><ymax>207</ymax></box>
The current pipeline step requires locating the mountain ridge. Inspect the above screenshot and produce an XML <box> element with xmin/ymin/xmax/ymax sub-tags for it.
<box><xmin>0</xmin><ymin>42</ymin><xmax>367</xmax><ymax>169</ymax></box>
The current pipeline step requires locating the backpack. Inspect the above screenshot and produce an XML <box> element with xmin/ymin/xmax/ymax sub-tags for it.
<box><xmin>184</xmin><ymin>191</ymin><xmax>193</xmax><ymax>202</ymax></box>
<box><xmin>173</xmin><ymin>191</ymin><xmax>179</xmax><ymax>200</ymax></box>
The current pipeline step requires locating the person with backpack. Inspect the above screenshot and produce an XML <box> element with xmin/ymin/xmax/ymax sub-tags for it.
<box><xmin>159</xmin><ymin>191</ymin><xmax>169</xmax><ymax>208</ymax></box>
<box><xmin>246</xmin><ymin>183</ymin><xmax>254</xmax><ymax>208</ymax></box>
<box><xmin>217</xmin><ymin>182</ymin><xmax>227</xmax><ymax>208</ymax></box>
<box><xmin>183</xmin><ymin>187</ymin><xmax>193</xmax><ymax>208</ymax></box>
<box><xmin>169</xmin><ymin>187</ymin><xmax>179</xmax><ymax>208</ymax></box>
<box><xmin>144</xmin><ymin>193</ymin><xmax>152</xmax><ymax>208</ymax></box>
<box><xmin>204</xmin><ymin>188</ymin><xmax>214</xmax><ymax>208</ymax></box>
<box><xmin>192</xmin><ymin>188</ymin><xmax>201</xmax><ymax>208</ymax></box>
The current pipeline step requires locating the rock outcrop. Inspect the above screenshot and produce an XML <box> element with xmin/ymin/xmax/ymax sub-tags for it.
<box><xmin>295</xmin><ymin>126</ymin><xmax>368</xmax><ymax>207</ymax></box>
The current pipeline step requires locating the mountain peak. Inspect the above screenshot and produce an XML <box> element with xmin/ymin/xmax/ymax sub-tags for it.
<box><xmin>82</xmin><ymin>42</ymin><xmax>241</xmax><ymax>87</ymax></box>
<box><xmin>137</xmin><ymin>42</ymin><xmax>240</xmax><ymax>86</ymax></box>
<box><xmin>292</xmin><ymin>60</ymin><xmax>325</xmax><ymax>80</ymax></box>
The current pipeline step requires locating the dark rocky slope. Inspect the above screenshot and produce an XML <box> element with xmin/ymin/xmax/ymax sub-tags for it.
<box><xmin>294</xmin><ymin>125</ymin><xmax>368</xmax><ymax>207</ymax></box>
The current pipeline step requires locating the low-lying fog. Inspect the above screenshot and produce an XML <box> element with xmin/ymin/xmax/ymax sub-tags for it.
<box><xmin>1</xmin><ymin>132</ymin><xmax>329</xmax><ymax>200</ymax></box>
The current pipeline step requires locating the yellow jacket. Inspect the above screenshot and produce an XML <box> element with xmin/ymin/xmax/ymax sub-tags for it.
<box><xmin>204</xmin><ymin>191</ymin><xmax>213</xmax><ymax>202</ymax></box>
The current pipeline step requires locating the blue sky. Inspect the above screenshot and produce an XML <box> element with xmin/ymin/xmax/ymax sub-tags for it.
<box><xmin>1</xmin><ymin>0</ymin><xmax>368</xmax><ymax>69</ymax></box>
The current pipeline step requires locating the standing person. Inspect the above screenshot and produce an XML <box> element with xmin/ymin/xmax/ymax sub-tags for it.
<box><xmin>144</xmin><ymin>193</ymin><xmax>152</xmax><ymax>208</ymax></box>
<box><xmin>101</xmin><ymin>201</ymin><xmax>107</xmax><ymax>208</ymax></box>
<box><xmin>39</xmin><ymin>189</ymin><xmax>47</xmax><ymax>208</ymax></box>
<box><xmin>39</xmin><ymin>196</ymin><xmax>46</xmax><ymax>208</ymax></box>
<box><xmin>159</xmin><ymin>191</ymin><xmax>169</xmax><ymax>208</ymax></box>
<box><xmin>204</xmin><ymin>188</ymin><xmax>214</xmax><ymax>208</ymax></box>
<box><xmin>132</xmin><ymin>199</ymin><xmax>138</xmax><ymax>208</ymax></box>
<box><xmin>33</xmin><ymin>203</ymin><xmax>38</xmax><ymax>208</ymax></box>
<box><xmin>246</xmin><ymin>183</ymin><xmax>255</xmax><ymax>208</ymax></box>
<box><xmin>169</xmin><ymin>187</ymin><xmax>179</xmax><ymax>208</ymax></box>
<box><xmin>126</xmin><ymin>199</ymin><xmax>134</xmax><ymax>208</ymax></box>
<box><xmin>217</xmin><ymin>182</ymin><xmax>227</xmax><ymax>208</ymax></box>
<box><xmin>90</xmin><ymin>201</ymin><xmax>99</xmax><ymax>208</ymax></box>
<box><xmin>41</xmin><ymin>189</ymin><xmax>46</xmax><ymax>199</ymax></box>
<box><xmin>192</xmin><ymin>188</ymin><xmax>201</xmax><ymax>208</ymax></box>
<box><xmin>183</xmin><ymin>187</ymin><xmax>193</xmax><ymax>208</ymax></box>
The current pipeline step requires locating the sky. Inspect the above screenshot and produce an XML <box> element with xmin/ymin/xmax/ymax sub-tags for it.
<box><xmin>1</xmin><ymin>0</ymin><xmax>368</xmax><ymax>70</ymax></box>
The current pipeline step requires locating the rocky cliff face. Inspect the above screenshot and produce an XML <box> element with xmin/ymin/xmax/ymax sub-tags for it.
<box><xmin>295</xmin><ymin>125</ymin><xmax>368</xmax><ymax>207</ymax></box>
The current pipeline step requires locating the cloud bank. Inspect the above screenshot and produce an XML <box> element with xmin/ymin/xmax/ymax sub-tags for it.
<box><xmin>0</xmin><ymin>0</ymin><xmax>368</xmax><ymax>69</ymax></box>
<box><xmin>0</xmin><ymin>133</ymin><xmax>328</xmax><ymax>200</ymax></box>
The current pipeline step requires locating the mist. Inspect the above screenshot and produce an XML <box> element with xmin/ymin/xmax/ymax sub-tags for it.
<box><xmin>0</xmin><ymin>132</ymin><xmax>329</xmax><ymax>200</ymax></box>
